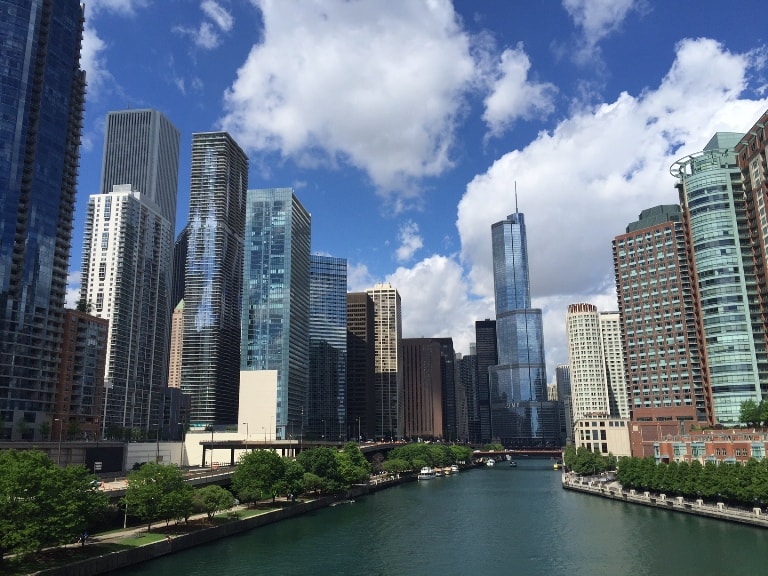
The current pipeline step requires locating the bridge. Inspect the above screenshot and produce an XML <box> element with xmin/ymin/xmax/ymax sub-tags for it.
<box><xmin>473</xmin><ymin>448</ymin><xmax>563</xmax><ymax>460</ymax></box>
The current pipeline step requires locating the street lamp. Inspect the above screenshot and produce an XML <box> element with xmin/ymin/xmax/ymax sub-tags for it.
<box><xmin>54</xmin><ymin>418</ymin><xmax>63</xmax><ymax>466</ymax></box>
<box><xmin>322</xmin><ymin>418</ymin><xmax>326</xmax><ymax>440</ymax></box>
<box><xmin>153</xmin><ymin>423</ymin><xmax>160</xmax><ymax>463</ymax></box>
<box><xmin>242</xmin><ymin>422</ymin><xmax>249</xmax><ymax>453</ymax></box>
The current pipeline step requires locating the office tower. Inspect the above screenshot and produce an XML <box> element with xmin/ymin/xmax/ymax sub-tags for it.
<box><xmin>168</xmin><ymin>300</ymin><xmax>185</xmax><ymax>389</ymax></box>
<box><xmin>0</xmin><ymin>0</ymin><xmax>85</xmax><ymax>440</ymax></box>
<box><xmin>308</xmin><ymin>255</ymin><xmax>347</xmax><ymax>441</ymax></box>
<box><xmin>346</xmin><ymin>292</ymin><xmax>376</xmax><ymax>440</ymax></box>
<box><xmin>182</xmin><ymin>132</ymin><xmax>248</xmax><ymax>425</ymax></box>
<box><xmin>55</xmin><ymin>310</ymin><xmax>109</xmax><ymax>442</ymax></box>
<box><xmin>456</xmin><ymin>351</ymin><xmax>477</xmax><ymax>443</ymax></box>
<box><xmin>555</xmin><ymin>364</ymin><xmax>572</xmax><ymax>445</ymax></box>
<box><xmin>402</xmin><ymin>339</ymin><xmax>444</xmax><ymax>440</ymax></box>
<box><xmin>671</xmin><ymin>133</ymin><xmax>766</xmax><ymax>425</ymax></box>
<box><xmin>474</xmin><ymin>320</ymin><xmax>497</xmax><ymax>443</ymax></box>
<box><xmin>100</xmin><ymin>109</ymin><xmax>180</xmax><ymax>231</ymax></box>
<box><xmin>489</xmin><ymin>211</ymin><xmax>558</xmax><ymax>447</ymax></box>
<box><xmin>80</xmin><ymin>185</ymin><xmax>174</xmax><ymax>435</ymax></box>
<box><xmin>613</xmin><ymin>205</ymin><xmax>712</xmax><ymax>455</ymax></box>
<box><xmin>366</xmin><ymin>283</ymin><xmax>403</xmax><ymax>440</ymax></box>
<box><xmin>435</xmin><ymin>338</ymin><xmax>457</xmax><ymax>440</ymax></box>
<box><xmin>241</xmin><ymin>188</ymin><xmax>310</xmax><ymax>440</ymax></box>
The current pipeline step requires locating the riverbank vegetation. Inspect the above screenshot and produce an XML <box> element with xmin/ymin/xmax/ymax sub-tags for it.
<box><xmin>380</xmin><ymin>443</ymin><xmax>473</xmax><ymax>473</ymax></box>
<box><xmin>562</xmin><ymin>445</ymin><xmax>616</xmax><ymax>475</ymax></box>
<box><xmin>616</xmin><ymin>456</ymin><xmax>768</xmax><ymax>508</ymax></box>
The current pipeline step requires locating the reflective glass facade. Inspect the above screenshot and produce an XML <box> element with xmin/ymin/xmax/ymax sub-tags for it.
<box><xmin>490</xmin><ymin>212</ymin><xmax>558</xmax><ymax>447</ymax></box>
<box><xmin>0</xmin><ymin>0</ymin><xmax>85</xmax><ymax>440</ymax></box>
<box><xmin>182</xmin><ymin>132</ymin><xmax>248</xmax><ymax>425</ymax></box>
<box><xmin>308</xmin><ymin>255</ymin><xmax>347</xmax><ymax>441</ymax></box>
<box><xmin>671</xmin><ymin>133</ymin><xmax>765</xmax><ymax>425</ymax></box>
<box><xmin>241</xmin><ymin>188</ymin><xmax>310</xmax><ymax>439</ymax></box>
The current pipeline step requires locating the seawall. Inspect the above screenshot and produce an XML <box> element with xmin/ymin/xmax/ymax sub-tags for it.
<box><xmin>562</xmin><ymin>473</ymin><xmax>768</xmax><ymax>529</ymax></box>
<box><xmin>35</xmin><ymin>474</ymin><xmax>415</xmax><ymax>576</ymax></box>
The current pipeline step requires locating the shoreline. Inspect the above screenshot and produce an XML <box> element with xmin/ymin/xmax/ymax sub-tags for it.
<box><xmin>561</xmin><ymin>473</ymin><xmax>768</xmax><ymax>529</ymax></box>
<box><xmin>35</xmin><ymin>473</ymin><xmax>416</xmax><ymax>576</ymax></box>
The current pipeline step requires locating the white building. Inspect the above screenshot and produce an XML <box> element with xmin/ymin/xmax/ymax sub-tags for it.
<box><xmin>80</xmin><ymin>185</ymin><xmax>173</xmax><ymax>435</ymax></box>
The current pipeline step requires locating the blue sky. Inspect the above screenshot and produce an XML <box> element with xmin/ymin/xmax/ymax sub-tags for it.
<box><xmin>70</xmin><ymin>0</ymin><xmax>768</xmax><ymax>380</ymax></box>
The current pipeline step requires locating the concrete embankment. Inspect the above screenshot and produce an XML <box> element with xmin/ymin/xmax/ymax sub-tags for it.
<box><xmin>562</xmin><ymin>474</ymin><xmax>768</xmax><ymax>529</ymax></box>
<box><xmin>36</xmin><ymin>474</ymin><xmax>414</xmax><ymax>576</ymax></box>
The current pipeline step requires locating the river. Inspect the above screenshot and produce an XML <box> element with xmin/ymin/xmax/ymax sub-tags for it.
<box><xmin>114</xmin><ymin>459</ymin><xmax>768</xmax><ymax>575</ymax></box>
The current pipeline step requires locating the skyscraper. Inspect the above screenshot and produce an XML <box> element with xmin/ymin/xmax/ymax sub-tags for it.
<box><xmin>489</xmin><ymin>211</ymin><xmax>558</xmax><ymax>447</ymax></box>
<box><xmin>99</xmin><ymin>109</ymin><xmax>180</xmax><ymax>230</ymax></box>
<box><xmin>402</xmin><ymin>338</ymin><xmax>444</xmax><ymax>440</ymax></box>
<box><xmin>182</xmin><ymin>132</ymin><xmax>248</xmax><ymax>425</ymax></box>
<box><xmin>241</xmin><ymin>188</ymin><xmax>310</xmax><ymax>440</ymax></box>
<box><xmin>613</xmin><ymin>205</ymin><xmax>712</xmax><ymax>455</ymax></box>
<box><xmin>80</xmin><ymin>185</ymin><xmax>174</xmax><ymax>435</ymax></box>
<box><xmin>671</xmin><ymin>133</ymin><xmax>766</xmax><ymax>425</ymax></box>
<box><xmin>0</xmin><ymin>0</ymin><xmax>86</xmax><ymax>440</ymax></box>
<box><xmin>346</xmin><ymin>292</ymin><xmax>376</xmax><ymax>441</ymax></box>
<box><xmin>474</xmin><ymin>319</ymin><xmax>497</xmax><ymax>443</ymax></box>
<box><xmin>366</xmin><ymin>283</ymin><xmax>403</xmax><ymax>440</ymax></box>
<box><xmin>555</xmin><ymin>364</ymin><xmax>572</xmax><ymax>445</ymax></box>
<box><xmin>308</xmin><ymin>255</ymin><xmax>347</xmax><ymax>441</ymax></box>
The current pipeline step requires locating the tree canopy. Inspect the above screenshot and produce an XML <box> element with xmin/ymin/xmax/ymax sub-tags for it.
<box><xmin>124</xmin><ymin>462</ymin><xmax>193</xmax><ymax>530</ymax></box>
<box><xmin>232</xmin><ymin>449</ymin><xmax>286</xmax><ymax>503</ymax></box>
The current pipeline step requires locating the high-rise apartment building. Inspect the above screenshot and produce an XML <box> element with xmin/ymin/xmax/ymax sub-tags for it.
<box><xmin>474</xmin><ymin>319</ymin><xmax>497</xmax><ymax>443</ymax></box>
<box><xmin>55</xmin><ymin>310</ymin><xmax>108</xmax><ymax>442</ymax></box>
<box><xmin>168</xmin><ymin>300</ymin><xmax>185</xmax><ymax>389</ymax></box>
<box><xmin>613</xmin><ymin>205</ymin><xmax>712</xmax><ymax>455</ymax></box>
<box><xmin>346</xmin><ymin>292</ymin><xmax>376</xmax><ymax>441</ymax></box>
<box><xmin>99</xmin><ymin>109</ymin><xmax>180</xmax><ymax>230</ymax></box>
<box><xmin>366</xmin><ymin>283</ymin><xmax>403</xmax><ymax>440</ymax></box>
<box><xmin>671</xmin><ymin>133</ymin><xmax>766</xmax><ymax>425</ymax></box>
<box><xmin>182</xmin><ymin>132</ymin><xmax>248</xmax><ymax>425</ymax></box>
<box><xmin>80</xmin><ymin>185</ymin><xmax>173</xmax><ymax>435</ymax></box>
<box><xmin>566</xmin><ymin>304</ymin><xmax>612</xmax><ymax>420</ymax></box>
<box><xmin>0</xmin><ymin>0</ymin><xmax>85</xmax><ymax>440</ymax></box>
<box><xmin>308</xmin><ymin>255</ymin><xmax>347</xmax><ymax>441</ymax></box>
<box><xmin>489</xmin><ymin>211</ymin><xmax>558</xmax><ymax>447</ymax></box>
<box><xmin>241</xmin><ymin>188</ymin><xmax>311</xmax><ymax>440</ymax></box>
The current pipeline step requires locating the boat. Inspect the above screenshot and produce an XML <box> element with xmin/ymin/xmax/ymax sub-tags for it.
<box><xmin>509</xmin><ymin>460</ymin><xmax>517</xmax><ymax>467</ymax></box>
<box><xmin>553</xmin><ymin>462</ymin><xmax>562</xmax><ymax>470</ymax></box>
<box><xmin>486</xmin><ymin>459</ymin><xmax>495</xmax><ymax>467</ymax></box>
<box><xmin>418</xmin><ymin>466</ymin><xmax>436</xmax><ymax>480</ymax></box>
<box><xmin>450</xmin><ymin>464</ymin><xmax>460</xmax><ymax>474</ymax></box>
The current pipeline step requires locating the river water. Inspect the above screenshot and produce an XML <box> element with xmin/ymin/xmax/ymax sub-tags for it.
<box><xmin>115</xmin><ymin>459</ymin><xmax>768</xmax><ymax>575</ymax></box>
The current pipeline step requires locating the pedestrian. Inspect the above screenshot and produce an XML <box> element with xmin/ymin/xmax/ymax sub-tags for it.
<box><xmin>166</xmin><ymin>535</ymin><xmax>172</xmax><ymax>544</ymax></box>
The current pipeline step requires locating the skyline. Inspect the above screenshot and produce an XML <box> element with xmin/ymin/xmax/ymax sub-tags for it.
<box><xmin>69</xmin><ymin>0</ymin><xmax>768</xmax><ymax>380</ymax></box>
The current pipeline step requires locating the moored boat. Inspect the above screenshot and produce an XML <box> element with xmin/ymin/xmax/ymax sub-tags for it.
<box><xmin>418</xmin><ymin>466</ymin><xmax>436</xmax><ymax>480</ymax></box>
<box><xmin>486</xmin><ymin>458</ymin><xmax>495</xmax><ymax>467</ymax></box>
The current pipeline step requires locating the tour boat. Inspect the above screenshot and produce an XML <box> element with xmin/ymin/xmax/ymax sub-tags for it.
<box><xmin>418</xmin><ymin>466</ymin><xmax>436</xmax><ymax>480</ymax></box>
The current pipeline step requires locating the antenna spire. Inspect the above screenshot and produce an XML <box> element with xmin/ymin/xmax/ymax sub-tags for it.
<box><xmin>515</xmin><ymin>181</ymin><xmax>518</xmax><ymax>214</ymax></box>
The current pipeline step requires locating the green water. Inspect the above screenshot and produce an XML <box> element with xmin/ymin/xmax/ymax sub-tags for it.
<box><xmin>115</xmin><ymin>460</ymin><xmax>768</xmax><ymax>575</ymax></box>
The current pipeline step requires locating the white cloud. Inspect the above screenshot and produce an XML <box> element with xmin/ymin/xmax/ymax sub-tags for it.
<box><xmin>562</xmin><ymin>0</ymin><xmax>638</xmax><ymax>54</ymax></box>
<box><xmin>387</xmin><ymin>256</ymin><xmax>492</xmax><ymax>355</ymax></box>
<box><xmin>482</xmin><ymin>44</ymin><xmax>557</xmax><ymax>137</ymax></box>
<box><xmin>65</xmin><ymin>272</ymin><xmax>81</xmax><ymax>309</ymax></box>
<box><xmin>202</xmin><ymin>0</ymin><xmax>234</xmax><ymax>32</ymax></box>
<box><xmin>449</xmin><ymin>37</ymin><xmax>767</xmax><ymax>369</ymax></box>
<box><xmin>395</xmin><ymin>221</ymin><xmax>424</xmax><ymax>263</ymax></box>
<box><xmin>221</xmin><ymin>0</ymin><xmax>476</xmax><ymax>199</ymax></box>
<box><xmin>87</xmin><ymin>0</ymin><xmax>149</xmax><ymax>17</ymax></box>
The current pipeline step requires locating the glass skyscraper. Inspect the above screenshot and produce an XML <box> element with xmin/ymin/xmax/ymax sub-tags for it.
<box><xmin>489</xmin><ymin>212</ymin><xmax>559</xmax><ymax>447</ymax></box>
<box><xmin>671</xmin><ymin>133</ymin><xmax>766</xmax><ymax>425</ymax></box>
<box><xmin>308</xmin><ymin>255</ymin><xmax>347</xmax><ymax>441</ymax></box>
<box><xmin>182</xmin><ymin>132</ymin><xmax>248</xmax><ymax>425</ymax></box>
<box><xmin>241</xmin><ymin>188</ymin><xmax>311</xmax><ymax>440</ymax></box>
<box><xmin>0</xmin><ymin>0</ymin><xmax>85</xmax><ymax>440</ymax></box>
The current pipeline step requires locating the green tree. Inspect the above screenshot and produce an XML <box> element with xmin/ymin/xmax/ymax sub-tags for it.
<box><xmin>381</xmin><ymin>458</ymin><xmax>409</xmax><ymax>474</ymax></box>
<box><xmin>335</xmin><ymin>442</ymin><xmax>371</xmax><ymax>487</ymax></box>
<box><xmin>282</xmin><ymin>459</ymin><xmax>305</xmax><ymax>499</ymax></box>
<box><xmin>0</xmin><ymin>450</ymin><xmax>107</xmax><ymax>563</ymax></box>
<box><xmin>740</xmin><ymin>399</ymin><xmax>761</xmax><ymax>426</ymax></box>
<box><xmin>449</xmin><ymin>444</ymin><xmax>472</xmax><ymax>464</ymax></box>
<box><xmin>193</xmin><ymin>485</ymin><xmax>235</xmax><ymax>520</ymax></box>
<box><xmin>124</xmin><ymin>463</ymin><xmax>192</xmax><ymax>531</ymax></box>
<box><xmin>232</xmin><ymin>449</ymin><xmax>286</xmax><ymax>504</ymax></box>
<box><xmin>297</xmin><ymin>447</ymin><xmax>341</xmax><ymax>490</ymax></box>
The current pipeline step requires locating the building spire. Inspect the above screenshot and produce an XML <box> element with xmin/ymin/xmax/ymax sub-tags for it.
<box><xmin>515</xmin><ymin>181</ymin><xmax>518</xmax><ymax>214</ymax></box>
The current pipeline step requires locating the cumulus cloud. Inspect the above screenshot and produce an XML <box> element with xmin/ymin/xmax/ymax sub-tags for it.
<box><xmin>482</xmin><ymin>44</ymin><xmax>557</xmax><ymax>137</ymax></box>
<box><xmin>65</xmin><ymin>272</ymin><xmax>81</xmax><ymax>309</ymax></box>
<box><xmin>201</xmin><ymin>0</ymin><xmax>234</xmax><ymax>32</ymax></box>
<box><xmin>395</xmin><ymin>221</ymin><xmax>424</xmax><ymax>263</ymax></box>
<box><xmin>221</xmin><ymin>0</ymin><xmax>476</xmax><ymax>200</ymax></box>
<box><xmin>173</xmin><ymin>1</ymin><xmax>235</xmax><ymax>50</ymax></box>
<box><xmin>562</xmin><ymin>0</ymin><xmax>639</xmax><ymax>58</ymax></box>
<box><xmin>449</xmin><ymin>37</ymin><xmax>768</xmax><ymax>366</ymax></box>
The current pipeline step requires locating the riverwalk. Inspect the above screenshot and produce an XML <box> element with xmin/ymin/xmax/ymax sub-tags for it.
<box><xmin>561</xmin><ymin>472</ymin><xmax>768</xmax><ymax>529</ymax></box>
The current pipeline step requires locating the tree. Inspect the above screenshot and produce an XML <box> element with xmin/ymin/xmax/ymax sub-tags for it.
<box><xmin>0</xmin><ymin>450</ymin><xmax>108</xmax><ymax>563</ymax></box>
<box><xmin>336</xmin><ymin>442</ymin><xmax>371</xmax><ymax>488</ymax></box>
<box><xmin>282</xmin><ymin>460</ymin><xmax>305</xmax><ymax>499</ymax></box>
<box><xmin>740</xmin><ymin>399</ymin><xmax>761</xmax><ymax>426</ymax></box>
<box><xmin>193</xmin><ymin>485</ymin><xmax>235</xmax><ymax>520</ymax></box>
<box><xmin>232</xmin><ymin>449</ymin><xmax>286</xmax><ymax>504</ymax></box>
<box><xmin>563</xmin><ymin>445</ymin><xmax>577</xmax><ymax>470</ymax></box>
<box><xmin>297</xmin><ymin>447</ymin><xmax>341</xmax><ymax>491</ymax></box>
<box><xmin>124</xmin><ymin>463</ymin><xmax>192</xmax><ymax>531</ymax></box>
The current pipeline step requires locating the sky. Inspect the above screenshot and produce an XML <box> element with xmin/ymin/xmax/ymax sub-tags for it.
<box><xmin>69</xmin><ymin>0</ymin><xmax>768</xmax><ymax>383</ymax></box>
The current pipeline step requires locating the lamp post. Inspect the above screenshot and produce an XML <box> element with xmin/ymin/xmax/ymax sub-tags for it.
<box><xmin>322</xmin><ymin>418</ymin><xmax>326</xmax><ymax>440</ymax></box>
<box><xmin>54</xmin><ymin>418</ymin><xmax>63</xmax><ymax>466</ymax></box>
<box><xmin>356</xmin><ymin>417</ymin><xmax>361</xmax><ymax>443</ymax></box>
<box><xmin>242</xmin><ymin>422</ymin><xmax>249</xmax><ymax>453</ymax></box>
<box><xmin>153</xmin><ymin>423</ymin><xmax>160</xmax><ymax>463</ymax></box>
